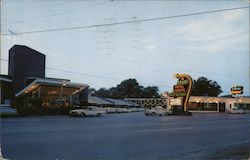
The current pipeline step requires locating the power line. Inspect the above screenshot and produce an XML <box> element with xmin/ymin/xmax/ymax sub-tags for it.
<box><xmin>1</xmin><ymin>6</ymin><xmax>249</xmax><ymax>35</ymax></box>
<box><xmin>0</xmin><ymin>58</ymin><xmax>248</xmax><ymax>79</ymax></box>
<box><xmin>1</xmin><ymin>59</ymin><xmax>249</xmax><ymax>93</ymax></box>
<box><xmin>46</xmin><ymin>66</ymin><xmax>119</xmax><ymax>81</ymax></box>
<box><xmin>2</xmin><ymin>1</ymin><xmax>111</xmax><ymax>26</ymax></box>
<box><xmin>0</xmin><ymin>59</ymin><xmax>8</xmax><ymax>61</ymax></box>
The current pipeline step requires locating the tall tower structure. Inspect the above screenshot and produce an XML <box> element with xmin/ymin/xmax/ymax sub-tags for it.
<box><xmin>8</xmin><ymin>45</ymin><xmax>46</xmax><ymax>93</ymax></box>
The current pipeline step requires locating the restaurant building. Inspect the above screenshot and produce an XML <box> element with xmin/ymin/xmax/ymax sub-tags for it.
<box><xmin>2</xmin><ymin>45</ymin><xmax>89</xmax><ymax>108</ymax></box>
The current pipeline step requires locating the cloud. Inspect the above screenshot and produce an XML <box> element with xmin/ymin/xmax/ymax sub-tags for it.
<box><xmin>221</xmin><ymin>9</ymin><xmax>245</xmax><ymax>22</ymax></box>
<box><xmin>174</xmin><ymin>9</ymin><xmax>248</xmax><ymax>53</ymax></box>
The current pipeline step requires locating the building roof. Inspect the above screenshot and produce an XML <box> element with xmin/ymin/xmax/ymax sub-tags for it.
<box><xmin>10</xmin><ymin>45</ymin><xmax>46</xmax><ymax>56</ymax></box>
<box><xmin>88</xmin><ymin>95</ymin><xmax>114</xmax><ymax>105</ymax></box>
<box><xmin>125</xmin><ymin>98</ymin><xmax>165</xmax><ymax>100</ymax></box>
<box><xmin>16</xmin><ymin>77</ymin><xmax>88</xmax><ymax>97</ymax></box>
<box><xmin>123</xmin><ymin>100</ymin><xmax>140</xmax><ymax>107</ymax></box>
<box><xmin>0</xmin><ymin>77</ymin><xmax>12</xmax><ymax>82</ymax></box>
<box><xmin>189</xmin><ymin>96</ymin><xmax>250</xmax><ymax>104</ymax></box>
<box><xmin>105</xmin><ymin>98</ymin><xmax>139</xmax><ymax>107</ymax></box>
<box><xmin>27</xmin><ymin>77</ymin><xmax>70</xmax><ymax>82</ymax></box>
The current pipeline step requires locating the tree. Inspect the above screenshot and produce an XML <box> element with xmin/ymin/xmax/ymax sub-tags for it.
<box><xmin>94</xmin><ymin>88</ymin><xmax>111</xmax><ymax>97</ymax></box>
<box><xmin>142</xmin><ymin>86</ymin><xmax>160</xmax><ymax>98</ymax></box>
<box><xmin>94</xmin><ymin>78</ymin><xmax>160</xmax><ymax>98</ymax></box>
<box><xmin>116</xmin><ymin>79</ymin><xmax>143</xmax><ymax>98</ymax></box>
<box><xmin>191</xmin><ymin>77</ymin><xmax>222</xmax><ymax>96</ymax></box>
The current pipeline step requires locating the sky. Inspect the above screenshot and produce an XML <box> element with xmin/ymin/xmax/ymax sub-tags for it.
<box><xmin>1</xmin><ymin>0</ymin><xmax>249</xmax><ymax>96</ymax></box>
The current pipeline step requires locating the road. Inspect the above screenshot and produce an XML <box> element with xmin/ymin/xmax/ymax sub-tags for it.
<box><xmin>1</xmin><ymin>112</ymin><xmax>250</xmax><ymax>160</ymax></box>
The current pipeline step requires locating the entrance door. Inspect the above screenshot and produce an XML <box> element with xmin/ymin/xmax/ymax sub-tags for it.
<box><xmin>219</xmin><ymin>103</ymin><xmax>225</xmax><ymax>112</ymax></box>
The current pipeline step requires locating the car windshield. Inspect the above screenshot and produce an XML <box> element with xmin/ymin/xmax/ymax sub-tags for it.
<box><xmin>1</xmin><ymin>1</ymin><xmax>249</xmax><ymax>160</ymax></box>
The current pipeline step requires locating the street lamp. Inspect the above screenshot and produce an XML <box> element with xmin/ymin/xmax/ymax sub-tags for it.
<box><xmin>59</xmin><ymin>81</ymin><xmax>67</xmax><ymax>106</ymax></box>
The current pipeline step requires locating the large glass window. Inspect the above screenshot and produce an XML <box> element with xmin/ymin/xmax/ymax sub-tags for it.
<box><xmin>188</xmin><ymin>102</ymin><xmax>218</xmax><ymax>111</ymax></box>
<box><xmin>27</xmin><ymin>85</ymin><xmax>80</xmax><ymax>107</ymax></box>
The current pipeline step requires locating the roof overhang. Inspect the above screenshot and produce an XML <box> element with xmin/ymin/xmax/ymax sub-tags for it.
<box><xmin>0</xmin><ymin>77</ymin><xmax>12</xmax><ymax>83</ymax></box>
<box><xmin>15</xmin><ymin>78</ymin><xmax>88</xmax><ymax>97</ymax></box>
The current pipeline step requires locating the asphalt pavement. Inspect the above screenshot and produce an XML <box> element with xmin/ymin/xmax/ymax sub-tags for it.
<box><xmin>1</xmin><ymin>112</ymin><xmax>250</xmax><ymax>160</ymax></box>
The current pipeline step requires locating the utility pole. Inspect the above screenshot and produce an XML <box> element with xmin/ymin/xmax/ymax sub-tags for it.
<box><xmin>8</xmin><ymin>29</ymin><xmax>16</xmax><ymax>46</ymax></box>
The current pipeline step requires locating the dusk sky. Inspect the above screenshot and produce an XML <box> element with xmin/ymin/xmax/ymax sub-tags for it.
<box><xmin>1</xmin><ymin>0</ymin><xmax>249</xmax><ymax>95</ymax></box>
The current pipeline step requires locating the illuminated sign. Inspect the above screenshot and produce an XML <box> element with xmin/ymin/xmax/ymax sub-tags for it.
<box><xmin>170</xmin><ymin>74</ymin><xmax>193</xmax><ymax>112</ymax></box>
<box><xmin>169</xmin><ymin>92</ymin><xmax>186</xmax><ymax>97</ymax></box>
<box><xmin>173</xmin><ymin>84</ymin><xmax>186</xmax><ymax>93</ymax></box>
<box><xmin>177</xmin><ymin>79</ymin><xmax>189</xmax><ymax>85</ymax></box>
<box><xmin>170</xmin><ymin>98</ymin><xmax>183</xmax><ymax>106</ymax></box>
<box><xmin>231</xmin><ymin>85</ymin><xmax>243</xmax><ymax>95</ymax></box>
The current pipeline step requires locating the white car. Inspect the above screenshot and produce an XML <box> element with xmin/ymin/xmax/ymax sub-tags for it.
<box><xmin>129</xmin><ymin>108</ymin><xmax>144</xmax><ymax>112</ymax></box>
<box><xmin>0</xmin><ymin>105</ymin><xmax>18</xmax><ymax>117</ymax></box>
<box><xmin>144</xmin><ymin>106</ymin><xmax>168</xmax><ymax>116</ymax></box>
<box><xmin>226</xmin><ymin>107</ymin><xmax>245</xmax><ymax>114</ymax></box>
<box><xmin>106</xmin><ymin>107</ymin><xmax>130</xmax><ymax>113</ymax></box>
<box><xmin>106</xmin><ymin>107</ymin><xmax>119</xmax><ymax>114</ymax></box>
<box><xmin>118</xmin><ymin>108</ymin><xmax>131</xmax><ymax>113</ymax></box>
<box><xmin>69</xmin><ymin>106</ymin><xmax>105</xmax><ymax>117</ymax></box>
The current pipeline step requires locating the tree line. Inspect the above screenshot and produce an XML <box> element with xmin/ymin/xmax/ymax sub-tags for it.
<box><xmin>91</xmin><ymin>79</ymin><xmax>160</xmax><ymax>99</ymax></box>
<box><xmin>91</xmin><ymin>77</ymin><xmax>222</xmax><ymax>98</ymax></box>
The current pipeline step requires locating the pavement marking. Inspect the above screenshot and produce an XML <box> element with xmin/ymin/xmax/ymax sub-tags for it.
<box><xmin>132</xmin><ymin>127</ymin><xmax>193</xmax><ymax>133</ymax></box>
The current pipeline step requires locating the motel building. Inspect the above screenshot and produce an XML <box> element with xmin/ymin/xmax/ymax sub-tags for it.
<box><xmin>124</xmin><ymin>98</ymin><xmax>168</xmax><ymax>108</ymax></box>
<box><xmin>125</xmin><ymin>96</ymin><xmax>250</xmax><ymax>113</ymax></box>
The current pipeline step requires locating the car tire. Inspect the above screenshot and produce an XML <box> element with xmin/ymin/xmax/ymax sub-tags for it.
<box><xmin>97</xmin><ymin>113</ymin><xmax>101</xmax><ymax>117</ymax></box>
<box><xmin>145</xmin><ymin>114</ymin><xmax>149</xmax><ymax>116</ymax></box>
<box><xmin>151</xmin><ymin>112</ymin><xmax>156</xmax><ymax>116</ymax></box>
<box><xmin>80</xmin><ymin>112</ymin><xmax>85</xmax><ymax>117</ymax></box>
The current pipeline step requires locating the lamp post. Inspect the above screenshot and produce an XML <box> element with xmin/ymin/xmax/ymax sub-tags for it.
<box><xmin>59</xmin><ymin>81</ymin><xmax>66</xmax><ymax>106</ymax></box>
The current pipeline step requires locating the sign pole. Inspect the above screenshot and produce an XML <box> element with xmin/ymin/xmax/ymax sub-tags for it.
<box><xmin>170</xmin><ymin>73</ymin><xmax>193</xmax><ymax>114</ymax></box>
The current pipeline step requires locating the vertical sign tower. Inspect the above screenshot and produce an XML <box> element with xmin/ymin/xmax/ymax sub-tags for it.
<box><xmin>169</xmin><ymin>74</ymin><xmax>193</xmax><ymax>114</ymax></box>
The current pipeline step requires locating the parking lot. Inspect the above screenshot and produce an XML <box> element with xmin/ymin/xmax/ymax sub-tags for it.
<box><xmin>1</xmin><ymin>112</ymin><xmax>250</xmax><ymax>160</ymax></box>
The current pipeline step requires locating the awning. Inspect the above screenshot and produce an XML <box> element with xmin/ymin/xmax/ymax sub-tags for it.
<box><xmin>0</xmin><ymin>77</ymin><xmax>12</xmax><ymax>83</ymax></box>
<box><xmin>15</xmin><ymin>77</ymin><xmax>88</xmax><ymax>97</ymax></box>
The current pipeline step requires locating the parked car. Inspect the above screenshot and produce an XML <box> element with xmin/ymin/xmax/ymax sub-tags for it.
<box><xmin>118</xmin><ymin>108</ymin><xmax>131</xmax><ymax>113</ymax></box>
<box><xmin>129</xmin><ymin>107</ymin><xmax>144</xmax><ymax>112</ymax></box>
<box><xmin>144</xmin><ymin>106</ymin><xmax>168</xmax><ymax>116</ymax></box>
<box><xmin>226</xmin><ymin>107</ymin><xmax>245</xmax><ymax>114</ymax></box>
<box><xmin>106</xmin><ymin>107</ymin><xmax>131</xmax><ymax>114</ymax></box>
<box><xmin>106</xmin><ymin>107</ymin><xmax>119</xmax><ymax>114</ymax></box>
<box><xmin>0</xmin><ymin>105</ymin><xmax>18</xmax><ymax>117</ymax></box>
<box><xmin>69</xmin><ymin>106</ymin><xmax>105</xmax><ymax>117</ymax></box>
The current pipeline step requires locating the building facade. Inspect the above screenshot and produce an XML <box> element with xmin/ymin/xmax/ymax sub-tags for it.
<box><xmin>125</xmin><ymin>96</ymin><xmax>250</xmax><ymax>113</ymax></box>
<box><xmin>188</xmin><ymin>96</ymin><xmax>250</xmax><ymax>113</ymax></box>
<box><xmin>125</xmin><ymin>98</ymin><xmax>167</xmax><ymax>108</ymax></box>
<box><xmin>15</xmin><ymin>77</ymin><xmax>88</xmax><ymax>107</ymax></box>
<box><xmin>3</xmin><ymin>45</ymin><xmax>89</xmax><ymax>108</ymax></box>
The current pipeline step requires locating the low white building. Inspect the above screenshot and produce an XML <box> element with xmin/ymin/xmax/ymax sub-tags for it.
<box><xmin>125</xmin><ymin>96</ymin><xmax>250</xmax><ymax>113</ymax></box>
<box><xmin>188</xmin><ymin>96</ymin><xmax>250</xmax><ymax>113</ymax></box>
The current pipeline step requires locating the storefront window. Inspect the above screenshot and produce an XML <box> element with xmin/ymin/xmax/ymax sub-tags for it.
<box><xmin>27</xmin><ymin>85</ymin><xmax>80</xmax><ymax>107</ymax></box>
<box><xmin>188</xmin><ymin>102</ymin><xmax>218</xmax><ymax>111</ymax></box>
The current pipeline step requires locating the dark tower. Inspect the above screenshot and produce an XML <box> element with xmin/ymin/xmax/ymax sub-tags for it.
<box><xmin>8</xmin><ymin>45</ymin><xmax>46</xmax><ymax>94</ymax></box>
